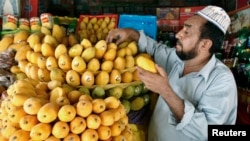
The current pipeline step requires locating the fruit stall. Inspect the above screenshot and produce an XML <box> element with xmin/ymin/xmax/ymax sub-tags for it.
<box><xmin>0</xmin><ymin>11</ymin><xmax>159</xmax><ymax>141</ymax></box>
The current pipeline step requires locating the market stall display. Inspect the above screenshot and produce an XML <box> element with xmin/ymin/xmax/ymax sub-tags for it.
<box><xmin>0</xmin><ymin>12</ymin><xmax>158</xmax><ymax>141</ymax></box>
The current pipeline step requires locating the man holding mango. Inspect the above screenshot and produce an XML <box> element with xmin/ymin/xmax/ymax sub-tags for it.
<box><xmin>106</xmin><ymin>5</ymin><xmax>238</xmax><ymax>141</ymax></box>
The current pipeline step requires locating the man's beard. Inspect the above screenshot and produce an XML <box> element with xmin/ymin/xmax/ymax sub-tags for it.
<box><xmin>176</xmin><ymin>40</ymin><xmax>198</xmax><ymax>60</ymax></box>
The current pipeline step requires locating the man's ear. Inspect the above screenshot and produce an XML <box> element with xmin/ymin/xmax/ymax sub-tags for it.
<box><xmin>200</xmin><ymin>39</ymin><xmax>212</xmax><ymax>51</ymax></box>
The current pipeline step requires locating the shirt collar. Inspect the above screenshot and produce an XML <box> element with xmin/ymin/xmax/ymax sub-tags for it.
<box><xmin>196</xmin><ymin>54</ymin><xmax>216</xmax><ymax>82</ymax></box>
<box><xmin>176</xmin><ymin>54</ymin><xmax>216</xmax><ymax>82</ymax></box>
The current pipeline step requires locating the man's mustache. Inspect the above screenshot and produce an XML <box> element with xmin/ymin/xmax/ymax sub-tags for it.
<box><xmin>176</xmin><ymin>40</ymin><xmax>182</xmax><ymax>47</ymax></box>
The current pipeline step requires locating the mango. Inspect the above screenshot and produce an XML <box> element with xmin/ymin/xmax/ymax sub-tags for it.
<box><xmin>81</xmin><ymin>46</ymin><xmax>96</xmax><ymax>62</ymax></box>
<box><xmin>130</xmin><ymin>97</ymin><xmax>145</xmax><ymax>111</ymax></box>
<box><xmin>52</xmin><ymin>24</ymin><xmax>66</xmax><ymax>43</ymax></box>
<box><xmin>136</xmin><ymin>55</ymin><xmax>157</xmax><ymax>73</ymax></box>
<box><xmin>37</xmin><ymin>102</ymin><xmax>59</xmax><ymax>123</ymax></box>
<box><xmin>81</xmin><ymin>70</ymin><xmax>95</xmax><ymax>87</ymax></box>
<box><xmin>0</xmin><ymin>35</ymin><xmax>13</xmax><ymax>52</ymax></box>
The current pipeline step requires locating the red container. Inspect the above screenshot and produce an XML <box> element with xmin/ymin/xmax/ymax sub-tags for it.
<box><xmin>77</xmin><ymin>14</ymin><xmax>119</xmax><ymax>31</ymax></box>
<box><xmin>77</xmin><ymin>14</ymin><xmax>119</xmax><ymax>42</ymax></box>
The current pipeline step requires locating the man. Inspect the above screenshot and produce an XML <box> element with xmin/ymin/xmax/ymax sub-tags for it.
<box><xmin>106</xmin><ymin>5</ymin><xmax>237</xmax><ymax>141</ymax></box>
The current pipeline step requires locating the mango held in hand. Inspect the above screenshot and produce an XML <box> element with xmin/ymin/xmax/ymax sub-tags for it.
<box><xmin>136</xmin><ymin>55</ymin><xmax>157</xmax><ymax>73</ymax></box>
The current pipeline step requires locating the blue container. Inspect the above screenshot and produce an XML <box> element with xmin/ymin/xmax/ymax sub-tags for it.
<box><xmin>118</xmin><ymin>14</ymin><xmax>157</xmax><ymax>40</ymax></box>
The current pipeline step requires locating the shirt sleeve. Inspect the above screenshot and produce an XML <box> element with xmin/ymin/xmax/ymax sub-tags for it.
<box><xmin>137</xmin><ymin>30</ymin><xmax>178</xmax><ymax>73</ymax></box>
<box><xmin>137</xmin><ymin>30</ymin><xmax>158</xmax><ymax>54</ymax></box>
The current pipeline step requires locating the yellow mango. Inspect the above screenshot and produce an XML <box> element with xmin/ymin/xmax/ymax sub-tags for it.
<box><xmin>136</xmin><ymin>55</ymin><xmax>157</xmax><ymax>73</ymax></box>
<box><xmin>0</xmin><ymin>35</ymin><xmax>13</xmax><ymax>52</ymax></box>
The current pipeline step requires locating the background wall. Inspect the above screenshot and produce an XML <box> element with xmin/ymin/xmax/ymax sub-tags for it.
<box><xmin>46</xmin><ymin>0</ymin><xmax>240</xmax><ymax>17</ymax></box>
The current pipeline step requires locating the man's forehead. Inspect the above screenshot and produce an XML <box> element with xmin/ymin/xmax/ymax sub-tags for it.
<box><xmin>184</xmin><ymin>15</ymin><xmax>206</xmax><ymax>28</ymax></box>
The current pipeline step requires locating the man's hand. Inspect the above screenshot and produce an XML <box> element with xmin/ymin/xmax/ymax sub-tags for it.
<box><xmin>106</xmin><ymin>28</ymin><xmax>139</xmax><ymax>45</ymax></box>
<box><xmin>137</xmin><ymin>64</ymin><xmax>185</xmax><ymax>121</ymax></box>
<box><xmin>137</xmin><ymin>64</ymin><xmax>170</xmax><ymax>95</ymax></box>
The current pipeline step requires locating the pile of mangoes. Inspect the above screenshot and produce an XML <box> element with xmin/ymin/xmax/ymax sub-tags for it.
<box><xmin>0</xmin><ymin>77</ymin><xmax>134</xmax><ymax>140</ymax></box>
<box><xmin>0</xmin><ymin>18</ymin><xmax>158</xmax><ymax>140</ymax></box>
<box><xmin>77</xmin><ymin>15</ymin><xmax>117</xmax><ymax>44</ymax></box>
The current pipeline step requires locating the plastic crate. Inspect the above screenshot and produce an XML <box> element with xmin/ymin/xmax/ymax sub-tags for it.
<box><xmin>118</xmin><ymin>14</ymin><xmax>157</xmax><ymax>39</ymax></box>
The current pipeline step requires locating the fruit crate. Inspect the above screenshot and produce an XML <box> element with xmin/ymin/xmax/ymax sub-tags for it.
<box><xmin>77</xmin><ymin>14</ymin><xmax>119</xmax><ymax>30</ymax></box>
<box><xmin>77</xmin><ymin>14</ymin><xmax>119</xmax><ymax>43</ymax></box>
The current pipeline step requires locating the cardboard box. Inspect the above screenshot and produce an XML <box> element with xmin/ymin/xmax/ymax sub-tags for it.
<box><xmin>156</xmin><ymin>7</ymin><xmax>180</xmax><ymax>20</ymax></box>
<box><xmin>157</xmin><ymin>19</ymin><xmax>180</xmax><ymax>32</ymax></box>
<box><xmin>179</xmin><ymin>6</ymin><xmax>205</xmax><ymax>25</ymax></box>
<box><xmin>21</xmin><ymin>0</ymin><xmax>49</xmax><ymax>19</ymax></box>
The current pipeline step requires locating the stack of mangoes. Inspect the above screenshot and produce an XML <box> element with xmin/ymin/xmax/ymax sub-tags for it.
<box><xmin>0</xmin><ymin>77</ymin><xmax>135</xmax><ymax>140</ymax></box>
<box><xmin>9</xmin><ymin>25</ymin><xmax>156</xmax><ymax>89</ymax></box>
<box><xmin>0</xmin><ymin>17</ymin><xmax>158</xmax><ymax>141</ymax></box>
<box><xmin>77</xmin><ymin>15</ymin><xmax>118</xmax><ymax>44</ymax></box>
